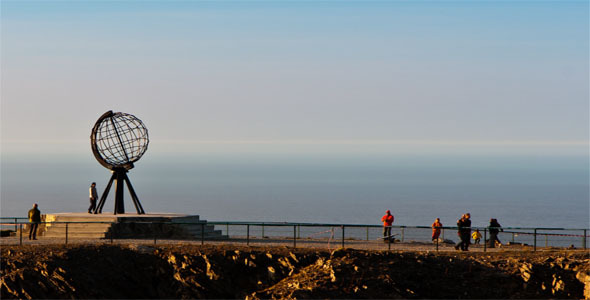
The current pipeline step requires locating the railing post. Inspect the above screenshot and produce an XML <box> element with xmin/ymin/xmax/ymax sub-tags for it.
<box><xmin>545</xmin><ymin>234</ymin><xmax>548</xmax><ymax>248</ymax></box>
<box><xmin>584</xmin><ymin>229</ymin><xmax>587</xmax><ymax>250</ymax></box>
<box><xmin>512</xmin><ymin>232</ymin><xmax>515</xmax><ymax>244</ymax></box>
<box><xmin>293</xmin><ymin>225</ymin><xmax>297</xmax><ymax>248</ymax></box>
<box><xmin>341</xmin><ymin>225</ymin><xmax>345</xmax><ymax>248</ymax></box>
<box><xmin>201</xmin><ymin>223</ymin><xmax>205</xmax><ymax>245</ymax></box>
<box><xmin>483</xmin><ymin>228</ymin><xmax>495</xmax><ymax>252</ymax></box>
<box><xmin>262</xmin><ymin>223</ymin><xmax>265</xmax><ymax>238</ymax></box>
<box><xmin>297</xmin><ymin>225</ymin><xmax>300</xmax><ymax>239</ymax></box>
<box><xmin>14</xmin><ymin>218</ymin><xmax>17</xmax><ymax>232</ymax></box>
<box><xmin>247</xmin><ymin>224</ymin><xmax>250</xmax><ymax>246</ymax></box>
<box><xmin>366</xmin><ymin>227</ymin><xmax>369</xmax><ymax>241</ymax></box>
<box><xmin>533</xmin><ymin>229</ymin><xmax>537</xmax><ymax>252</ymax></box>
<box><xmin>19</xmin><ymin>224</ymin><xmax>23</xmax><ymax>245</ymax></box>
<box><xmin>65</xmin><ymin>222</ymin><xmax>69</xmax><ymax>245</ymax></box>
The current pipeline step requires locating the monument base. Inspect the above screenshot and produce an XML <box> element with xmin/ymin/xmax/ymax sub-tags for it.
<box><xmin>37</xmin><ymin>213</ymin><xmax>227</xmax><ymax>240</ymax></box>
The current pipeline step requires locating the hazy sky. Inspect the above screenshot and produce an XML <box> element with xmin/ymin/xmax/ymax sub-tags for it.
<box><xmin>1</xmin><ymin>0</ymin><xmax>588</xmax><ymax>156</ymax></box>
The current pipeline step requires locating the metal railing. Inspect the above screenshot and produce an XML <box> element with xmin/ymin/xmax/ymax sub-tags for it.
<box><xmin>1</xmin><ymin>217</ymin><xmax>588</xmax><ymax>251</ymax></box>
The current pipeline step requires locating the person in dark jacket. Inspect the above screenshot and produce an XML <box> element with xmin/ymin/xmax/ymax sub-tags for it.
<box><xmin>28</xmin><ymin>203</ymin><xmax>41</xmax><ymax>240</ymax></box>
<box><xmin>89</xmin><ymin>182</ymin><xmax>98</xmax><ymax>213</ymax></box>
<box><xmin>455</xmin><ymin>213</ymin><xmax>472</xmax><ymax>251</ymax></box>
<box><xmin>454</xmin><ymin>214</ymin><xmax>465</xmax><ymax>250</ymax></box>
<box><xmin>488</xmin><ymin>218</ymin><xmax>502</xmax><ymax>248</ymax></box>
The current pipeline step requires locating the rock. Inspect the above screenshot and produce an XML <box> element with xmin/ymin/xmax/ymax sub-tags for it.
<box><xmin>167</xmin><ymin>254</ymin><xmax>177</xmax><ymax>265</ymax></box>
<box><xmin>576</xmin><ymin>269</ymin><xmax>590</xmax><ymax>283</ymax></box>
<box><xmin>329</xmin><ymin>268</ymin><xmax>337</xmax><ymax>282</ymax></box>
<box><xmin>552</xmin><ymin>276</ymin><xmax>565</xmax><ymax>295</ymax></box>
<box><xmin>520</xmin><ymin>263</ymin><xmax>533</xmax><ymax>282</ymax></box>
<box><xmin>267</xmin><ymin>266</ymin><xmax>276</xmax><ymax>280</ymax></box>
<box><xmin>575</xmin><ymin>270</ymin><xmax>590</xmax><ymax>299</ymax></box>
<box><xmin>247</xmin><ymin>259</ymin><xmax>257</xmax><ymax>268</ymax></box>
<box><xmin>330</xmin><ymin>248</ymin><xmax>347</xmax><ymax>258</ymax></box>
<box><xmin>2</xmin><ymin>244</ymin><xmax>589</xmax><ymax>299</ymax></box>
<box><xmin>288</xmin><ymin>252</ymin><xmax>299</xmax><ymax>262</ymax></box>
<box><xmin>203</xmin><ymin>255</ymin><xmax>219</xmax><ymax>281</ymax></box>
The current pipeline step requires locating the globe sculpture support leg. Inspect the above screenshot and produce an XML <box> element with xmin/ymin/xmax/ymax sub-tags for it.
<box><xmin>124</xmin><ymin>173</ymin><xmax>145</xmax><ymax>214</ymax></box>
<box><xmin>114</xmin><ymin>170</ymin><xmax>126</xmax><ymax>214</ymax></box>
<box><xmin>93</xmin><ymin>168</ymin><xmax>145</xmax><ymax>215</ymax></box>
<box><xmin>94</xmin><ymin>175</ymin><xmax>115</xmax><ymax>214</ymax></box>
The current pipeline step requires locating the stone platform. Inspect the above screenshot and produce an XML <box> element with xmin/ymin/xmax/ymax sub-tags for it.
<box><xmin>37</xmin><ymin>213</ymin><xmax>227</xmax><ymax>240</ymax></box>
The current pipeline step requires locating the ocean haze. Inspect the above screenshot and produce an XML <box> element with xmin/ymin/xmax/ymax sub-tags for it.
<box><xmin>1</xmin><ymin>149</ymin><xmax>587</xmax><ymax>229</ymax></box>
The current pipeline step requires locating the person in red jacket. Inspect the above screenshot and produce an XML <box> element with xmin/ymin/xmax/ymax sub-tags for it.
<box><xmin>431</xmin><ymin>218</ymin><xmax>443</xmax><ymax>242</ymax></box>
<box><xmin>381</xmin><ymin>210</ymin><xmax>394</xmax><ymax>239</ymax></box>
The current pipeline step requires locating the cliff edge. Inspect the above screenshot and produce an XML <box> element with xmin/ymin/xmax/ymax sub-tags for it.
<box><xmin>1</xmin><ymin>244</ymin><xmax>588</xmax><ymax>299</ymax></box>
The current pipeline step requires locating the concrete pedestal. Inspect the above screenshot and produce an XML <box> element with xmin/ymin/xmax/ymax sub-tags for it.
<box><xmin>38</xmin><ymin>212</ymin><xmax>227</xmax><ymax>240</ymax></box>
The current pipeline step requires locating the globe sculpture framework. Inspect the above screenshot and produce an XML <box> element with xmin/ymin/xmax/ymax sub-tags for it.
<box><xmin>90</xmin><ymin>110</ymin><xmax>149</xmax><ymax>214</ymax></box>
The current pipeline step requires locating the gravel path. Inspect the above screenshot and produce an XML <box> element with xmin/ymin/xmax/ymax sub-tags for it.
<box><xmin>0</xmin><ymin>235</ymin><xmax>553</xmax><ymax>253</ymax></box>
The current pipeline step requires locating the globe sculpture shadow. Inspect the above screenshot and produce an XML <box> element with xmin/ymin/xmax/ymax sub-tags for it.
<box><xmin>90</xmin><ymin>110</ymin><xmax>149</xmax><ymax>214</ymax></box>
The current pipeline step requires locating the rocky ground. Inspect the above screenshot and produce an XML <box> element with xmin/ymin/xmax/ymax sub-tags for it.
<box><xmin>1</xmin><ymin>244</ymin><xmax>589</xmax><ymax>299</ymax></box>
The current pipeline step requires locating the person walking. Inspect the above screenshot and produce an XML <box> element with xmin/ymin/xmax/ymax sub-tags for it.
<box><xmin>472</xmin><ymin>229</ymin><xmax>482</xmax><ymax>244</ymax></box>
<box><xmin>28</xmin><ymin>203</ymin><xmax>41</xmax><ymax>240</ymax></box>
<box><xmin>381</xmin><ymin>210</ymin><xmax>394</xmax><ymax>241</ymax></box>
<box><xmin>461</xmin><ymin>213</ymin><xmax>472</xmax><ymax>250</ymax></box>
<box><xmin>455</xmin><ymin>213</ymin><xmax>472</xmax><ymax>251</ymax></box>
<box><xmin>488</xmin><ymin>218</ymin><xmax>503</xmax><ymax>248</ymax></box>
<box><xmin>431</xmin><ymin>218</ymin><xmax>443</xmax><ymax>242</ymax></box>
<box><xmin>455</xmin><ymin>214</ymin><xmax>465</xmax><ymax>250</ymax></box>
<box><xmin>89</xmin><ymin>182</ymin><xmax>98</xmax><ymax>213</ymax></box>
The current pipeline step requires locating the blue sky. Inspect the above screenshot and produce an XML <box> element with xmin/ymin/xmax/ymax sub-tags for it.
<box><xmin>1</xmin><ymin>0</ymin><xmax>588</xmax><ymax>156</ymax></box>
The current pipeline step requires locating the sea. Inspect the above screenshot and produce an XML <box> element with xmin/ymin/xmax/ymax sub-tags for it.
<box><xmin>1</xmin><ymin>149</ymin><xmax>588</xmax><ymax>231</ymax></box>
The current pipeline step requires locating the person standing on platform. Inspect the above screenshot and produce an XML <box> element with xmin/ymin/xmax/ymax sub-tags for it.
<box><xmin>455</xmin><ymin>213</ymin><xmax>472</xmax><ymax>251</ymax></box>
<box><xmin>461</xmin><ymin>213</ymin><xmax>472</xmax><ymax>250</ymax></box>
<box><xmin>28</xmin><ymin>203</ymin><xmax>41</xmax><ymax>240</ymax></box>
<box><xmin>488</xmin><ymin>218</ymin><xmax>503</xmax><ymax>248</ymax></box>
<box><xmin>455</xmin><ymin>214</ymin><xmax>466</xmax><ymax>250</ymax></box>
<box><xmin>381</xmin><ymin>210</ymin><xmax>394</xmax><ymax>240</ymax></box>
<box><xmin>431</xmin><ymin>218</ymin><xmax>443</xmax><ymax>242</ymax></box>
<box><xmin>89</xmin><ymin>182</ymin><xmax>98</xmax><ymax>213</ymax></box>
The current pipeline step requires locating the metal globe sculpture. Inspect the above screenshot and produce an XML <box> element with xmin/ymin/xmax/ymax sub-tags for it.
<box><xmin>90</xmin><ymin>111</ymin><xmax>148</xmax><ymax>215</ymax></box>
<box><xmin>92</xmin><ymin>112</ymin><xmax>149</xmax><ymax>170</ymax></box>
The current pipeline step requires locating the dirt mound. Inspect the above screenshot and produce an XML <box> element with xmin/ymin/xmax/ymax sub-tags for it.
<box><xmin>1</xmin><ymin>244</ymin><xmax>588</xmax><ymax>299</ymax></box>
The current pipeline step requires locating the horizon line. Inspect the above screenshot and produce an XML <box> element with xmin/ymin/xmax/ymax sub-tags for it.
<box><xmin>2</xmin><ymin>139</ymin><xmax>588</xmax><ymax>146</ymax></box>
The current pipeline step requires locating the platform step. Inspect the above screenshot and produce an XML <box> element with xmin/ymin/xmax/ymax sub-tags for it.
<box><xmin>42</xmin><ymin>232</ymin><xmax>108</xmax><ymax>238</ymax></box>
<box><xmin>36</xmin><ymin>213</ymin><xmax>228</xmax><ymax>240</ymax></box>
<box><xmin>170</xmin><ymin>216</ymin><xmax>202</xmax><ymax>223</ymax></box>
<box><xmin>45</xmin><ymin>216</ymin><xmax>118</xmax><ymax>223</ymax></box>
